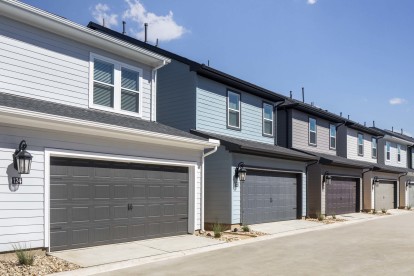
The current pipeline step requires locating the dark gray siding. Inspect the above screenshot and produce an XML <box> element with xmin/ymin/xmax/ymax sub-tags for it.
<box><xmin>336</xmin><ymin>125</ymin><xmax>347</xmax><ymax>158</ymax></box>
<box><xmin>156</xmin><ymin>60</ymin><xmax>197</xmax><ymax>131</ymax></box>
<box><xmin>277</xmin><ymin>109</ymin><xmax>287</xmax><ymax>147</ymax></box>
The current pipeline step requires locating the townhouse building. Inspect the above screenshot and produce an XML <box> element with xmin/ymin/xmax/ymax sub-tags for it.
<box><xmin>0</xmin><ymin>0</ymin><xmax>219</xmax><ymax>252</ymax></box>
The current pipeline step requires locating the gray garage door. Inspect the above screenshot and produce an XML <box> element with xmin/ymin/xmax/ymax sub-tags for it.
<box><xmin>408</xmin><ymin>184</ymin><xmax>414</xmax><ymax>207</ymax></box>
<box><xmin>375</xmin><ymin>181</ymin><xmax>396</xmax><ymax>211</ymax></box>
<box><xmin>242</xmin><ymin>171</ymin><xmax>298</xmax><ymax>225</ymax></box>
<box><xmin>50</xmin><ymin>157</ymin><xmax>188</xmax><ymax>251</ymax></box>
<box><xmin>326</xmin><ymin>177</ymin><xmax>358</xmax><ymax>215</ymax></box>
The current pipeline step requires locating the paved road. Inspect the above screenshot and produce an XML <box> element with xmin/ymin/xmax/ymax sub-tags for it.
<box><xmin>97</xmin><ymin>213</ymin><xmax>414</xmax><ymax>276</ymax></box>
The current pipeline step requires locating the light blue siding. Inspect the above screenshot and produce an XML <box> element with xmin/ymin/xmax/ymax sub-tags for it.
<box><xmin>196</xmin><ymin>76</ymin><xmax>274</xmax><ymax>144</ymax></box>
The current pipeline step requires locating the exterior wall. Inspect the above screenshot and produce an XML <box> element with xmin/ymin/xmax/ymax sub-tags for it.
<box><xmin>204</xmin><ymin>146</ymin><xmax>232</xmax><ymax>224</ymax></box>
<box><xmin>276</xmin><ymin>109</ymin><xmax>292</xmax><ymax>147</ymax></box>
<box><xmin>291</xmin><ymin>109</ymin><xmax>336</xmax><ymax>155</ymax></box>
<box><xmin>0</xmin><ymin>16</ymin><xmax>154</xmax><ymax>120</ymax></box>
<box><xmin>398</xmin><ymin>174</ymin><xmax>414</xmax><ymax>208</ymax></box>
<box><xmin>378</xmin><ymin>139</ymin><xmax>407</xmax><ymax>168</ymax></box>
<box><xmin>336</xmin><ymin>125</ymin><xmax>347</xmax><ymax>158</ymax></box>
<box><xmin>196</xmin><ymin>76</ymin><xmax>274</xmax><ymax>144</ymax></box>
<box><xmin>232</xmin><ymin>153</ymin><xmax>307</xmax><ymax>224</ymax></box>
<box><xmin>0</xmin><ymin>124</ymin><xmax>203</xmax><ymax>252</ymax></box>
<box><xmin>363</xmin><ymin>171</ymin><xmax>400</xmax><ymax>211</ymax></box>
<box><xmin>346</xmin><ymin>128</ymin><xmax>377</xmax><ymax>163</ymax></box>
<box><xmin>157</xmin><ymin>60</ymin><xmax>197</xmax><ymax>131</ymax></box>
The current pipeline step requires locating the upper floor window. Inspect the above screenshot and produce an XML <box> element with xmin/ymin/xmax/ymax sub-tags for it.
<box><xmin>309</xmin><ymin>118</ymin><xmax>317</xmax><ymax>146</ymax></box>
<box><xmin>329</xmin><ymin>124</ymin><xmax>336</xmax><ymax>150</ymax></box>
<box><xmin>90</xmin><ymin>53</ymin><xmax>142</xmax><ymax>116</ymax></box>
<box><xmin>371</xmin><ymin>138</ymin><xmax>377</xmax><ymax>159</ymax></box>
<box><xmin>397</xmin><ymin>144</ymin><xmax>401</xmax><ymax>163</ymax></box>
<box><xmin>386</xmin><ymin>141</ymin><xmax>391</xmax><ymax>161</ymax></box>
<box><xmin>358</xmin><ymin>133</ymin><xmax>364</xmax><ymax>156</ymax></box>
<box><xmin>227</xmin><ymin>91</ymin><xmax>240</xmax><ymax>129</ymax></box>
<box><xmin>262</xmin><ymin>102</ymin><xmax>273</xmax><ymax>136</ymax></box>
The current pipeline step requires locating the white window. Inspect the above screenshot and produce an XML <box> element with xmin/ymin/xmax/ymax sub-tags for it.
<box><xmin>263</xmin><ymin>103</ymin><xmax>273</xmax><ymax>136</ymax></box>
<box><xmin>309</xmin><ymin>118</ymin><xmax>317</xmax><ymax>145</ymax></box>
<box><xmin>227</xmin><ymin>91</ymin><xmax>241</xmax><ymax>129</ymax></box>
<box><xmin>371</xmin><ymin>138</ymin><xmax>377</xmax><ymax>158</ymax></box>
<box><xmin>386</xmin><ymin>141</ymin><xmax>391</xmax><ymax>161</ymax></box>
<box><xmin>358</xmin><ymin>133</ymin><xmax>364</xmax><ymax>156</ymax></box>
<box><xmin>397</xmin><ymin>144</ymin><xmax>401</xmax><ymax>163</ymax></box>
<box><xmin>329</xmin><ymin>124</ymin><xmax>336</xmax><ymax>149</ymax></box>
<box><xmin>89</xmin><ymin>53</ymin><xmax>142</xmax><ymax>116</ymax></box>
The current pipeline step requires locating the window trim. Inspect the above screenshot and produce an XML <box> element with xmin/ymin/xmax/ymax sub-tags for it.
<box><xmin>308</xmin><ymin>117</ymin><xmax>317</xmax><ymax>146</ymax></box>
<box><xmin>226</xmin><ymin>90</ymin><xmax>241</xmax><ymax>130</ymax></box>
<box><xmin>397</xmin><ymin>144</ymin><xmax>401</xmax><ymax>163</ymax></box>
<box><xmin>371</xmin><ymin>137</ymin><xmax>377</xmax><ymax>159</ymax></box>
<box><xmin>262</xmin><ymin>101</ymin><xmax>274</xmax><ymax>137</ymax></box>
<box><xmin>329</xmin><ymin>124</ymin><xmax>336</xmax><ymax>150</ymax></box>
<box><xmin>386</xmin><ymin>141</ymin><xmax>391</xmax><ymax>161</ymax></box>
<box><xmin>357</xmin><ymin>133</ymin><xmax>364</xmax><ymax>156</ymax></box>
<box><xmin>89</xmin><ymin>53</ymin><xmax>143</xmax><ymax>117</ymax></box>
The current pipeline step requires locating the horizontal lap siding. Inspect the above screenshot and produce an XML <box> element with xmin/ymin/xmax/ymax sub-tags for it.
<box><xmin>292</xmin><ymin>109</ymin><xmax>335</xmax><ymax>155</ymax></box>
<box><xmin>347</xmin><ymin>128</ymin><xmax>377</xmax><ymax>163</ymax></box>
<box><xmin>382</xmin><ymin>140</ymin><xmax>407</xmax><ymax>168</ymax></box>
<box><xmin>0</xmin><ymin>124</ymin><xmax>203</xmax><ymax>252</ymax></box>
<box><xmin>196</xmin><ymin>76</ymin><xmax>274</xmax><ymax>144</ymax></box>
<box><xmin>0</xmin><ymin>16</ymin><xmax>153</xmax><ymax>120</ymax></box>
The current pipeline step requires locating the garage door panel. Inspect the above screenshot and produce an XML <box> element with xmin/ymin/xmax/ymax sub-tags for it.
<box><xmin>50</xmin><ymin>157</ymin><xmax>189</xmax><ymax>251</ymax></box>
<box><xmin>409</xmin><ymin>185</ymin><xmax>414</xmax><ymax>206</ymax></box>
<box><xmin>375</xmin><ymin>181</ymin><xmax>395</xmax><ymax>211</ymax></box>
<box><xmin>326</xmin><ymin>177</ymin><xmax>357</xmax><ymax>215</ymax></box>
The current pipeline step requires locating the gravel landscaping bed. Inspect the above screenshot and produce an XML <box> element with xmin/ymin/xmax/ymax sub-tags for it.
<box><xmin>306</xmin><ymin>216</ymin><xmax>347</xmax><ymax>224</ymax></box>
<box><xmin>0</xmin><ymin>254</ymin><xmax>80</xmax><ymax>276</ymax></box>
<box><xmin>196</xmin><ymin>227</ymin><xmax>268</xmax><ymax>242</ymax></box>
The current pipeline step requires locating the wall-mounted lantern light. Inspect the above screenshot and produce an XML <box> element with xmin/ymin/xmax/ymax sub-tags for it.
<box><xmin>235</xmin><ymin>162</ymin><xmax>247</xmax><ymax>183</ymax></box>
<box><xmin>407</xmin><ymin>180</ymin><xmax>413</xmax><ymax>190</ymax></box>
<box><xmin>372</xmin><ymin>176</ymin><xmax>380</xmax><ymax>189</ymax></box>
<box><xmin>323</xmin><ymin>171</ymin><xmax>332</xmax><ymax>186</ymax></box>
<box><xmin>13</xmin><ymin>140</ymin><xmax>33</xmax><ymax>174</ymax></box>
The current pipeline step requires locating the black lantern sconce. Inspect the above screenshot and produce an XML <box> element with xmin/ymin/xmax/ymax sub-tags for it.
<box><xmin>13</xmin><ymin>140</ymin><xmax>33</xmax><ymax>175</ymax></box>
<box><xmin>372</xmin><ymin>176</ymin><xmax>380</xmax><ymax>189</ymax></box>
<box><xmin>406</xmin><ymin>180</ymin><xmax>413</xmax><ymax>190</ymax></box>
<box><xmin>235</xmin><ymin>162</ymin><xmax>247</xmax><ymax>186</ymax></box>
<box><xmin>323</xmin><ymin>172</ymin><xmax>332</xmax><ymax>187</ymax></box>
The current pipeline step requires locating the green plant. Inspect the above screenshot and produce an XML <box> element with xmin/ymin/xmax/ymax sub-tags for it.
<box><xmin>381</xmin><ymin>208</ymin><xmax>387</xmax><ymax>214</ymax></box>
<box><xmin>212</xmin><ymin>223</ymin><xmax>224</xmax><ymax>238</ymax></box>
<box><xmin>12</xmin><ymin>243</ymin><xmax>35</xmax><ymax>266</ymax></box>
<box><xmin>372</xmin><ymin>209</ymin><xmax>377</xmax><ymax>214</ymax></box>
<box><xmin>317</xmin><ymin>213</ymin><xmax>325</xmax><ymax>221</ymax></box>
<box><xmin>241</xmin><ymin>225</ymin><xmax>250</xmax><ymax>232</ymax></box>
<box><xmin>407</xmin><ymin>205</ymin><xmax>412</xmax><ymax>210</ymax></box>
<box><xmin>331</xmin><ymin>213</ymin><xmax>336</xmax><ymax>220</ymax></box>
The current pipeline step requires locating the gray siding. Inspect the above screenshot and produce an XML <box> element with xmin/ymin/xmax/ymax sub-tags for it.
<box><xmin>204</xmin><ymin>146</ymin><xmax>232</xmax><ymax>224</ymax></box>
<box><xmin>196</xmin><ymin>76</ymin><xmax>274</xmax><ymax>144</ymax></box>
<box><xmin>276</xmin><ymin>109</ymin><xmax>288</xmax><ymax>147</ymax></box>
<box><xmin>0</xmin><ymin>16</ymin><xmax>153</xmax><ymax>120</ymax></box>
<box><xmin>291</xmin><ymin>109</ymin><xmax>336</xmax><ymax>155</ymax></box>
<box><xmin>157</xmin><ymin>60</ymin><xmax>197</xmax><ymax>131</ymax></box>
<box><xmin>346</xmin><ymin>128</ymin><xmax>377</xmax><ymax>163</ymax></box>
<box><xmin>378</xmin><ymin>139</ymin><xmax>407</xmax><ymax>167</ymax></box>
<box><xmin>0</xmin><ymin>124</ymin><xmax>203</xmax><ymax>252</ymax></box>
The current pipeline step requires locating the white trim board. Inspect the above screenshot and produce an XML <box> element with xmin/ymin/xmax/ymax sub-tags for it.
<box><xmin>44</xmin><ymin>148</ymin><xmax>199</xmax><ymax>252</ymax></box>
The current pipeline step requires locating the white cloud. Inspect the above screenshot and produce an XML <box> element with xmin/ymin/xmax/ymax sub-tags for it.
<box><xmin>92</xmin><ymin>3</ymin><xmax>118</xmax><ymax>28</ymax></box>
<box><xmin>307</xmin><ymin>0</ymin><xmax>317</xmax><ymax>4</ymax></box>
<box><xmin>123</xmin><ymin>0</ymin><xmax>186</xmax><ymax>43</ymax></box>
<box><xmin>389</xmin><ymin>98</ymin><xmax>407</xmax><ymax>105</ymax></box>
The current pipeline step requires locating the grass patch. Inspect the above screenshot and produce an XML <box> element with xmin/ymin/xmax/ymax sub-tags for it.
<box><xmin>12</xmin><ymin>243</ymin><xmax>35</xmax><ymax>266</ymax></box>
<box><xmin>241</xmin><ymin>225</ymin><xmax>250</xmax><ymax>232</ymax></box>
<box><xmin>317</xmin><ymin>213</ymin><xmax>325</xmax><ymax>221</ymax></box>
<box><xmin>381</xmin><ymin>208</ymin><xmax>387</xmax><ymax>214</ymax></box>
<box><xmin>212</xmin><ymin>223</ymin><xmax>224</xmax><ymax>238</ymax></box>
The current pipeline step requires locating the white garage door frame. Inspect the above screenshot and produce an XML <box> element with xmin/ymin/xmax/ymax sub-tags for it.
<box><xmin>44</xmin><ymin>148</ymin><xmax>198</xmax><ymax>252</ymax></box>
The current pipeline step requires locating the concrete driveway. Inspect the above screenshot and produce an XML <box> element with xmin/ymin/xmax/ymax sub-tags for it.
<box><xmin>97</xmin><ymin>212</ymin><xmax>414</xmax><ymax>275</ymax></box>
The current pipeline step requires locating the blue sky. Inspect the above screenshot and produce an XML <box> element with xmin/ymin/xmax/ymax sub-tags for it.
<box><xmin>21</xmin><ymin>0</ymin><xmax>414</xmax><ymax>135</ymax></box>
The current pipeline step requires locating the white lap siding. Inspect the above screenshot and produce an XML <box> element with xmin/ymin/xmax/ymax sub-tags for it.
<box><xmin>0</xmin><ymin>124</ymin><xmax>203</xmax><ymax>252</ymax></box>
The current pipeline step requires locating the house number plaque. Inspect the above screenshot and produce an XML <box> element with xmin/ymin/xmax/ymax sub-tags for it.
<box><xmin>12</xmin><ymin>177</ymin><xmax>22</xmax><ymax>184</ymax></box>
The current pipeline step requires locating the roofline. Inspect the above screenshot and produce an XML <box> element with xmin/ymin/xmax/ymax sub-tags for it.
<box><xmin>345</xmin><ymin>122</ymin><xmax>384</xmax><ymax>136</ymax></box>
<box><xmin>280</xmin><ymin>101</ymin><xmax>346</xmax><ymax>123</ymax></box>
<box><xmin>87</xmin><ymin>22</ymin><xmax>287</xmax><ymax>102</ymax></box>
<box><xmin>0</xmin><ymin>106</ymin><xmax>220</xmax><ymax>150</ymax></box>
<box><xmin>0</xmin><ymin>1</ymin><xmax>170</xmax><ymax>67</ymax></box>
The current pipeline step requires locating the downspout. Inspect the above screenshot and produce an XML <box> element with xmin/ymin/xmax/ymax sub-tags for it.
<box><xmin>200</xmin><ymin>143</ymin><xmax>218</xmax><ymax>231</ymax></box>
<box><xmin>150</xmin><ymin>60</ymin><xmax>167</xmax><ymax>122</ymax></box>
<box><xmin>273</xmin><ymin>100</ymin><xmax>285</xmax><ymax>145</ymax></box>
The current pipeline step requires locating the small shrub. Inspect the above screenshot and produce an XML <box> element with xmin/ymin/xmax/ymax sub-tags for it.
<box><xmin>332</xmin><ymin>213</ymin><xmax>336</xmax><ymax>220</ymax></box>
<box><xmin>12</xmin><ymin>243</ymin><xmax>35</xmax><ymax>266</ymax></box>
<box><xmin>381</xmin><ymin>208</ymin><xmax>387</xmax><ymax>214</ymax></box>
<box><xmin>212</xmin><ymin>223</ymin><xmax>224</xmax><ymax>238</ymax></box>
<box><xmin>241</xmin><ymin>225</ymin><xmax>250</xmax><ymax>232</ymax></box>
<box><xmin>407</xmin><ymin>205</ymin><xmax>412</xmax><ymax>210</ymax></box>
<box><xmin>317</xmin><ymin>213</ymin><xmax>325</xmax><ymax>221</ymax></box>
<box><xmin>372</xmin><ymin>209</ymin><xmax>377</xmax><ymax>214</ymax></box>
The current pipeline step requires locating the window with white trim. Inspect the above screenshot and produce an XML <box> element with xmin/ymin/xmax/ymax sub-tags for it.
<box><xmin>329</xmin><ymin>124</ymin><xmax>336</xmax><ymax>149</ymax></box>
<box><xmin>371</xmin><ymin>137</ymin><xmax>377</xmax><ymax>159</ymax></box>
<box><xmin>397</xmin><ymin>144</ymin><xmax>401</xmax><ymax>163</ymax></box>
<box><xmin>386</xmin><ymin>141</ymin><xmax>391</xmax><ymax>161</ymax></box>
<box><xmin>227</xmin><ymin>91</ymin><xmax>240</xmax><ymax>129</ymax></box>
<box><xmin>309</xmin><ymin>118</ymin><xmax>317</xmax><ymax>145</ymax></box>
<box><xmin>263</xmin><ymin>103</ymin><xmax>273</xmax><ymax>136</ymax></box>
<box><xmin>358</xmin><ymin>133</ymin><xmax>364</xmax><ymax>156</ymax></box>
<box><xmin>90</xmin><ymin>54</ymin><xmax>142</xmax><ymax>116</ymax></box>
